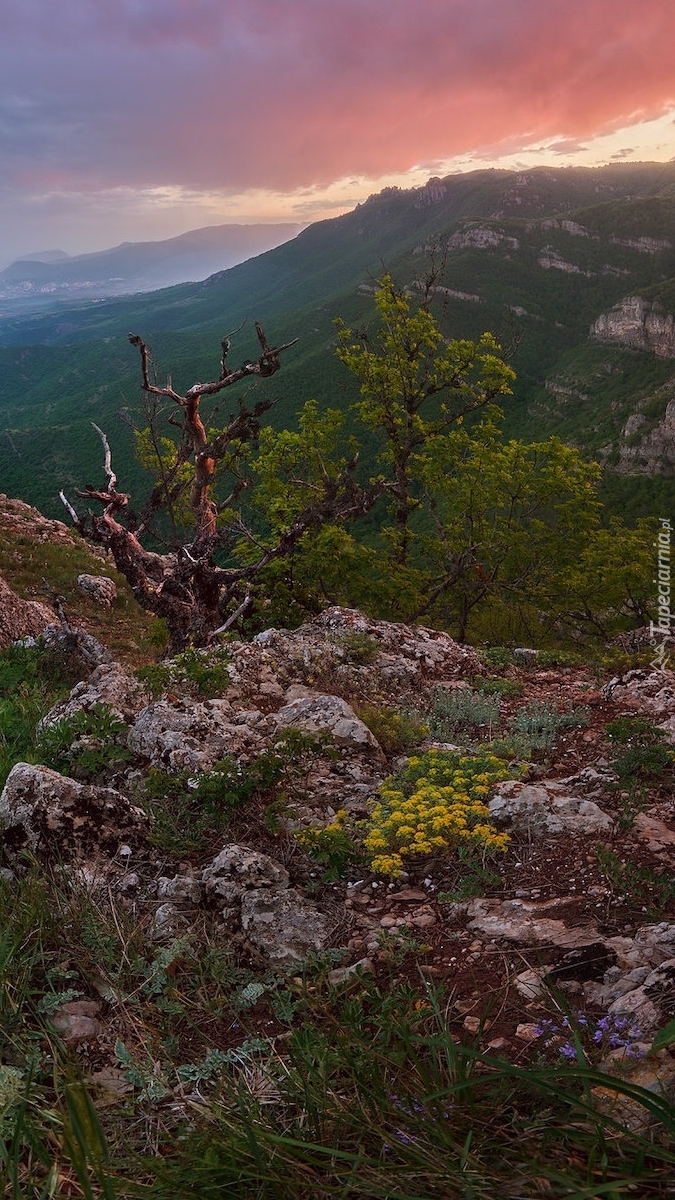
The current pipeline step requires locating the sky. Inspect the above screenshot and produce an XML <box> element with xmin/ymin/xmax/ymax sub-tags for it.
<box><xmin>1</xmin><ymin>0</ymin><xmax>675</xmax><ymax>267</ymax></box>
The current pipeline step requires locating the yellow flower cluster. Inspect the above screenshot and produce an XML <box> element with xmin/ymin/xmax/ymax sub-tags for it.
<box><xmin>365</xmin><ymin>751</ymin><xmax>512</xmax><ymax>878</ymax></box>
<box><xmin>296</xmin><ymin>809</ymin><xmax>349</xmax><ymax>853</ymax></box>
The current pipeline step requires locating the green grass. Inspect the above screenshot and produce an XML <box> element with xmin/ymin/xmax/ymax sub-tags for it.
<box><xmin>3</xmin><ymin>881</ymin><xmax>675</xmax><ymax>1200</ymax></box>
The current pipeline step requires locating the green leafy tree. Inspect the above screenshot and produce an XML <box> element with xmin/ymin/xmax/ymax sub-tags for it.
<box><xmin>335</xmin><ymin>275</ymin><xmax>516</xmax><ymax>566</ymax></box>
<box><xmin>62</xmin><ymin>274</ymin><xmax>654</xmax><ymax>649</ymax></box>
<box><xmin>277</xmin><ymin>275</ymin><xmax>653</xmax><ymax>644</ymax></box>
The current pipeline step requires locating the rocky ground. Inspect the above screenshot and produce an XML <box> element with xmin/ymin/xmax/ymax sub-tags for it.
<box><xmin>2</xmin><ymin>572</ymin><xmax>675</xmax><ymax>1128</ymax></box>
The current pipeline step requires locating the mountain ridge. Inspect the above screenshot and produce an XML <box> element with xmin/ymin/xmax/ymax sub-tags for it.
<box><xmin>3</xmin><ymin>161</ymin><xmax>675</xmax><ymax>520</ymax></box>
<box><xmin>0</xmin><ymin>222</ymin><xmax>306</xmax><ymax>306</ymax></box>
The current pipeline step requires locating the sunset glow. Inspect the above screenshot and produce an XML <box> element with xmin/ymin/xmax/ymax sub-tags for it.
<box><xmin>1</xmin><ymin>0</ymin><xmax>674</xmax><ymax>263</ymax></box>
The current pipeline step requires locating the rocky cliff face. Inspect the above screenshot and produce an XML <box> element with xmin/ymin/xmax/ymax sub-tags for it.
<box><xmin>617</xmin><ymin>390</ymin><xmax>675</xmax><ymax>475</ymax></box>
<box><xmin>591</xmin><ymin>296</ymin><xmax>675</xmax><ymax>358</ymax></box>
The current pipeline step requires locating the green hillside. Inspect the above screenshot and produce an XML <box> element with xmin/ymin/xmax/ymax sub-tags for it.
<box><xmin>3</xmin><ymin>162</ymin><xmax>675</xmax><ymax>519</ymax></box>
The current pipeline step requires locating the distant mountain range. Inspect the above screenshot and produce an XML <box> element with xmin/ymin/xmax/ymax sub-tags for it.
<box><xmin>0</xmin><ymin>223</ymin><xmax>306</xmax><ymax>307</ymax></box>
<box><xmin>3</xmin><ymin>161</ymin><xmax>675</xmax><ymax>523</ymax></box>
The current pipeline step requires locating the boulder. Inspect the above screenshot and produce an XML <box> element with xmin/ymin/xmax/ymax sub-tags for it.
<box><xmin>0</xmin><ymin>576</ymin><xmax>54</xmax><ymax>650</ymax></box>
<box><xmin>128</xmin><ymin>698</ymin><xmax>261</xmax><ymax>770</ymax></box>
<box><xmin>605</xmin><ymin>958</ymin><xmax>675</xmax><ymax>1034</ymax></box>
<box><xmin>275</xmin><ymin>693</ymin><xmax>380</xmax><ymax>750</ymax></box>
<box><xmin>0</xmin><ymin>762</ymin><xmax>147</xmax><ymax>864</ymax></box>
<box><xmin>76</xmin><ymin>574</ymin><xmax>117</xmax><ymax>607</ymax></box>
<box><xmin>40</xmin><ymin>624</ymin><xmax>112</xmax><ymax>669</ymax></box>
<box><xmin>488</xmin><ymin>780</ymin><xmax>613</xmax><ymax>838</ymax></box>
<box><xmin>240</xmin><ymin>887</ymin><xmax>331</xmax><ymax>965</ymax></box>
<box><xmin>41</xmin><ymin>661</ymin><xmax>149</xmax><ymax>727</ymax></box>
<box><xmin>466</xmin><ymin>896</ymin><xmax>600</xmax><ymax>949</ymax></box>
<box><xmin>202</xmin><ymin>844</ymin><xmax>290</xmax><ymax>912</ymax></box>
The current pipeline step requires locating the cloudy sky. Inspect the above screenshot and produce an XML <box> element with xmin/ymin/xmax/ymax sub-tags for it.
<box><xmin>1</xmin><ymin>0</ymin><xmax>675</xmax><ymax>265</ymax></box>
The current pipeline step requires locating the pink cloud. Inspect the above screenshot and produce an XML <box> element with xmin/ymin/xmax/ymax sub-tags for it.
<box><xmin>1</xmin><ymin>0</ymin><xmax>674</xmax><ymax>195</ymax></box>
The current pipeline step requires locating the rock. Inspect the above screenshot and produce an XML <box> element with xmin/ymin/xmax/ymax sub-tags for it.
<box><xmin>0</xmin><ymin>576</ymin><xmax>54</xmax><ymax>650</ymax></box>
<box><xmin>602</xmin><ymin>669</ymin><xmax>675</xmax><ymax>717</ymax></box>
<box><xmin>633</xmin><ymin>813</ymin><xmax>675</xmax><ymax>852</ymax></box>
<box><xmin>605</xmin><ymin>923</ymin><xmax>675</xmax><ymax>970</ymax></box>
<box><xmin>128</xmin><ymin>698</ymin><xmax>259</xmax><ymax>770</ymax></box>
<box><xmin>240</xmin><ymin>887</ymin><xmax>331</xmax><ymax>965</ymax></box>
<box><xmin>559</xmin><ymin>766</ymin><xmax>616</xmax><ymax>797</ymax></box>
<box><xmin>0</xmin><ymin>762</ymin><xmax>147</xmax><ymax>864</ymax></box>
<box><xmin>488</xmin><ymin>781</ymin><xmax>613</xmax><ymax>838</ymax></box>
<box><xmin>592</xmin><ymin>1050</ymin><xmax>675</xmax><ymax>1132</ymax></box>
<box><xmin>152</xmin><ymin>902</ymin><xmax>193</xmax><ymax>941</ymax></box>
<box><xmin>592</xmin><ymin>296</ymin><xmax>675</xmax><ymax>358</ymax></box>
<box><xmin>466</xmin><ymin>897</ymin><xmax>600</xmax><ymax>949</ymax></box>
<box><xmin>202</xmin><ymin>845</ymin><xmax>290</xmax><ymax>908</ymax></box>
<box><xmin>513</xmin><ymin>648</ymin><xmax>538</xmax><ymax>665</ymax></box>
<box><xmin>310</xmin><ymin>606</ymin><xmax>482</xmax><ymax>676</ymax></box>
<box><xmin>41</xmin><ymin>662</ymin><xmax>148</xmax><ymax>727</ymax></box>
<box><xmin>327</xmin><ymin>957</ymin><xmax>374</xmax><ymax>985</ymax></box>
<box><xmin>274</xmin><ymin>693</ymin><xmax>381</xmax><ymax>750</ymax></box>
<box><xmin>51</xmin><ymin>1000</ymin><xmax>102</xmax><ymax>1045</ymax></box>
<box><xmin>515</xmin><ymin>1023</ymin><xmax>541</xmax><ymax>1042</ymax></box>
<box><xmin>607</xmin><ymin>958</ymin><xmax>675</xmax><ymax>1034</ymax></box>
<box><xmin>584</xmin><ymin>967</ymin><xmax>652</xmax><ymax>1010</ymax></box>
<box><xmin>463</xmin><ymin>1015</ymin><xmax>482</xmax><ymax>1033</ymax></box>
<box><xmin>76</xmin><ymin>574</ymin><xmax>117</xmax><ymax>606</ymax></box>
<box><xmin>514</xmin><ymin>969</ymin><xmax>547</xmax><ymax>1000</ymax></box>
<box><xmin>41</xmin><ymin>624</ymin><xmax>112</xmax><ymax>669</ymax></box>
<box><xmin>157</xmin><ymin>874</ymin><xmax>202</xmax><ymax>904</ymax></box>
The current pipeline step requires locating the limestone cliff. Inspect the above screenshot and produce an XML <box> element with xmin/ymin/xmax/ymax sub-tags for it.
<box><xmin>591</xmin><ymin>296</ymin><xmax>675</xmax><ymax>358</ymax></box>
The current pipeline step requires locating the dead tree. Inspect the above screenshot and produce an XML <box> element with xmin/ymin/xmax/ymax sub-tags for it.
<box><xmin>61</xmin><ymin>324</ymin><xmax>382</xmax><ymax>650</ymax></box>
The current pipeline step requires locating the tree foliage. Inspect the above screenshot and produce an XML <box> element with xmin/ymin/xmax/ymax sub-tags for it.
<box><xmin>61</xmin><ymin>274</ymin><xmax>654</xmax><ymax>650</ymax></box>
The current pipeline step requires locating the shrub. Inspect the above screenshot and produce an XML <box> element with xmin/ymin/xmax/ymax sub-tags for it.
<box><xmin>606</xmin><ymin>715</ymin><xmax>675</xmax><ymax>783</ymax></box>
<box><xmin>508</xmin><ymin>699</ymin><xmax>590</xmax><ymax>752</ymax></box>
<box><xmin>136</xmin><ymin>645</ymin><xmax>232</xmax><ymax>699</ymax></box>
<box><xmin>427</xmin><ymin>686</ymin><xmax>501</xmax><ymax>742</ymax></box>
<box><xmin>537</xmin><ymin>649</ymin><xmax>586</xmax><ymax>668</ymax></box>
<box><xmin>356</xmin><ymin>703</ymin><xmax>428</xmax><ymax>754</ymax></box>
<box><xmin>482</xmin><ymin>647</ymin><xmax>513</xmax><ymax>668</ymax></box>
<box><xmin>35</xmin><ymin>703</ymin><xmax>131</xmax><ymax>778</ymax></box>
<box><xmin>470</xmin><ymin>676</ymin><xmax>523</xmax><ymax>698</ymax></box>
<box><xmin>329</xmin><ymin>630</ymin><xmax>380</xmax><ymax>665</ymax></box>
<box><xmin>365</xmin><ymin>750</ymin><xmax>513</xmax><ymax>877</ymax></box>
<box><xmin>294</xmin><ymin>810</ymin><xmax>363</xmax><ymax>881</ymax></box>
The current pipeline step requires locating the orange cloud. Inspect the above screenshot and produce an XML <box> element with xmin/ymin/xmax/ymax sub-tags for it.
<box><xmin>1</xmin><ymin>1</ymin><xmax>674</xmax><ymax>207</ymax></box>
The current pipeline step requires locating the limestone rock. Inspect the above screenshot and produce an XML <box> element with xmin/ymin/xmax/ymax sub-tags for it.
<box><xmin>0</xmin><ymin>576</ymin><xmax>54</xmax><ymax>650</ymax></box>
<box><xmin>605</xmin><ymin>924</ymin><xmax>675</xmax><ymax>970</ymax></box>
<box><xmin>0</xmin><ymin>762</ymin><xmax>147</xmax><ymax>864</ymax></box>
<box><xmin>592</xmin><ymin>1050</ymin><xmax>675</xmax><ymax>1132</ymax></box>
<box><xmin>591</xmin><ymin>296</ymin><xmax>675</xmax><ymax>358</ymax></box>
<box><xmin>152</xmin><ymin>902</ymin><xmax>194</xmax><ymax>941</ymax></box>
<box><xmin>606</xmin><ymin>958</ymin><xmax>675</xmax><ymax>1034</ymax></box>
<box><xmin>157</xmin><ymin>873</ymin><xmax>202</xmax><ymax>904</ymax></box>
<box><xmin>51</xmin><ymin>1000</ymin><xmax>103</xmax><ymax>1045</ymax></box>
<box><xmin>633</xmin><ymin>812</ymin><xmax>675</xmax><ymax>853</ymax></box>
<box><xmin>202</xmin><ymin>845</ymin><xmax>289</xmax><ymax>909</ymax></box>
<box><xmin>128</xmin><ymin>697</ymin><xmax>260</xmax><ymax>770</ymax></box>
<box><xmin>41</xmin><ymin>662</ymin><xmax>149</xmax><ymax>727</ymax></box>
<box><xmin>466</xmin><ymin>896</ymin><xmax>600</xmax><ymax>949</ymax></box>
<box><xmin>274</xmin><ymin>693</ymin><xmax>380</xmax><ymax>750</ymax></box>
<box><xmin>40</xmin><ymin>624</ymin><xmax>112</xmax><ymax>669</ymax></box>
<box><xmin>76</xmin><ymin>574</ymin><xmax>117</xmax><ymax>606</ymax></box>
<box><xmin>0</xmin><ymin>496</ymin><xmax>78</xmax><ymax>546</ymax></box>
<box><xmin>240</xmin><ymin>887</ymin><xmax>331</xmax><ymax>965</ymax></box>
<box><xmin>488</xmin><ymin>780</ymin><xmax>613</xmax><ymax>837</ymax></box>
